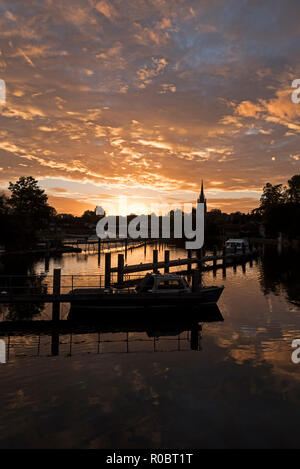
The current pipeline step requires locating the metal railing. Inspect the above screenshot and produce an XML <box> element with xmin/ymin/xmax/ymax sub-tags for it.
<box><xmin>1</xmin><ymin>329</ymin><xmax>201</xmax><ymax>361</ymax></box>
<box><xmin>0</xmin><ymin>273</ymin><xmax>146</xmax><ymax>296</ymax></box>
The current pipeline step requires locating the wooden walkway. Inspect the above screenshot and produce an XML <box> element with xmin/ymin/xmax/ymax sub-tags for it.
<box><xmin>107</xmin><ymin>245</ymin><xmax>258</xmax><ymax>281</ymax></box>
<box><xmin>0</xmin><ymin>246</ymin><xmax>259</xmax><ymax>321</ymax></box>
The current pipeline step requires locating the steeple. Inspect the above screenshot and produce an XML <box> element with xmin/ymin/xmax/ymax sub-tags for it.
<box><xmin>197</xmin><ymin>179</ymin><xmax>207</xmax><ymax>212</ymax></box>
<box><xmin>198</xmin><ymin>180</ymin><xmax>205</xmax><ymax>203</ymax></box>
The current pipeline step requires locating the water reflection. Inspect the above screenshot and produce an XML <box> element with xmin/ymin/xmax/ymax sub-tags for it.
<box><xmin>0</xmin><ymin>245</ymin><xmax>300</xmax><ymax>448</ymax></box>
<box><xmin>0</xmin><ymin>276</ymin><xmax>48</xmax><ymax>321</ymax></box>
<box><xmin>0</xmin><ymin>306</ymin><xmax>224</xmax><ymax>360</ymax></box>
<box><xmin>259</xmin><ymin>245</ymin><xmax>300</xmax><ymax>306</ymax></box>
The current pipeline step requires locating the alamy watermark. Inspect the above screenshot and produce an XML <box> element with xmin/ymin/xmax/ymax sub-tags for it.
<box><xmin>0</xmin><ymin>79</ymin><xmax>6</xmax><ymax>104</ymax></box>
<box><xmin>96</xmin><ymin>201</ymin><xmax>205</xmax><ymax>249</ymax></box>
<box><xmin>291</xmin><ymin>79</ymin><xmax>300</xmax><ymax>104</ymax></box>
<box><xmin>0</xmin><ymin>339</ymin><xmax>6</xmax><ymax>364</ymax></box>
<box><xmin>291</xmin><ymin>339</ymin><xmax>300</xmax><ymax>364</ymax></box>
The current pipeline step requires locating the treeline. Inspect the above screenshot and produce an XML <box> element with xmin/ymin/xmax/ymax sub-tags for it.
<box><xmin>203</xmin><ymin>175</ymin><xmax>300</xmax><ymax>239</ymax></box>
<box><xmin>0</xmin><ymin>175</ymin><xmax>299</xmax><ymax>251</ymax></box>
<box><xmin>253</xmin><ymin>175</ymin><xmax>300</xmax><ymax>237</ymax></box>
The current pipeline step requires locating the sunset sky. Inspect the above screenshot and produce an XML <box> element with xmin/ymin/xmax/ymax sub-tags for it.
<box><xmin>0</xmin><ymin>0</ymin><xmax>299</xmax><ymax>215</ymax></box>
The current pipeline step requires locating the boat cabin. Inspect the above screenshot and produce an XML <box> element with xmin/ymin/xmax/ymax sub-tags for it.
<box><xmin>136</xmin><ymin>273</ymin><xmax>191</xmax><ymax>294</ymax></box>
<box><xmin>225</xmin><ymin>238</ymin><xmax>249</xmax><ymax>252</ymax></box>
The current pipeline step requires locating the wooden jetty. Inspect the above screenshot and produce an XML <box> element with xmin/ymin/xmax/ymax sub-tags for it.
<box><xmin>0</xmin><ymin>245</ymin><xmax>259</xmax><ymax>321</ymax></box>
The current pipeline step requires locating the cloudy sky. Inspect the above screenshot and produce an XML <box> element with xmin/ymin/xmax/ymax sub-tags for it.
<box><xmin>0</xmin><ymin>0</ymin><xmax>299</xmax><ymax>215</ymax></box>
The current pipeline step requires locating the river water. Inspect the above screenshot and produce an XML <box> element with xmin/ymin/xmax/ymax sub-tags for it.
<box><xmin>0</xmin><ymin>244</ymin><xmax>299</xmax><ymax>448</ymax></box>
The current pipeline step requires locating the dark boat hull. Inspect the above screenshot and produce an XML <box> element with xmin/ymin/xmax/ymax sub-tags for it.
<box><xmin>68</xmin><ymin>286</ymin><xmax>224</xmax><ymax>317</ymax></box>
<box><xmin>68</xmin><ymin>303</ymin><xmax>224</xmax><ymax>323</ymax></box>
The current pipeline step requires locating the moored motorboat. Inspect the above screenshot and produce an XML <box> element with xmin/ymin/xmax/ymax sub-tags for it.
<box><xmin>68</xmin><ymin>273</ymin><xmax>224</xmax><ymax>315</ymax></box>
<box><xmin>225</xmin><ymin>238</ymin><xmax>250</xmax><ymax>254</ymax></box>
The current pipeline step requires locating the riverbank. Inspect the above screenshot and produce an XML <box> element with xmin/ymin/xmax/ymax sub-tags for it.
<box><xmin>0</xmin><ymin>246</ymin><xmax>82</xmax><ymax>256</ymax></box>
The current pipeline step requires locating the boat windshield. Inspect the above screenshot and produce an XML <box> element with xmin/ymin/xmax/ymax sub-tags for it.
<box><xmin>157</xmin><ymin>279</ymin><xmax>184</xmax><ymax>290</ymax></box>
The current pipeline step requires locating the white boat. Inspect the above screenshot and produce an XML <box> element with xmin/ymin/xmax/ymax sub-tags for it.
<box><xmin>225</xmin><ymin>238</ymin><xmax>250</xmax><ymax>254</ymax></box>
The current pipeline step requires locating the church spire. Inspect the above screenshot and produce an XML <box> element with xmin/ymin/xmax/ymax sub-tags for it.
<box><xmin>199</xmin><ymin>180</ymin><xmax>205</xmax><ymax>203</ymax></box>
<box><xmin>198</xmin><ymin>180</ymin><xmax>205</xmax><ymax>203</ymax></box>
<box><xmin>197</xmin><ymin>179</ymin><xmax>207</xmax><ymax>212</ymax></box>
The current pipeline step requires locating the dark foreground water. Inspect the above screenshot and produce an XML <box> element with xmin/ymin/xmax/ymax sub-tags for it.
<box><xmin>0</xmin><ymin>245</ymin><xmax>299</xmax><ymax>448</ymax></box>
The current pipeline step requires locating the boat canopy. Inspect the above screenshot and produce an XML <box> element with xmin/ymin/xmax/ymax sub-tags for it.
<box><xmin>225</xmin><ymin>238</ymin><xmax>249</xmax><ymax>249</ymax></box>
<box><xmin>226</xmin><ymin>238</ymin><xmax>248</xmax><ymax>245</ymax></box>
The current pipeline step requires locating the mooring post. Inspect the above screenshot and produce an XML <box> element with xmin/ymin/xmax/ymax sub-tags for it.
<box><xmin>233</xmin><ymin>244</ymin><xmax>237</xmax><ymax>267</ymax></box>
<box><xmin>196</xmin><ymin>248</ymin><xmax>202</xmax><ymax>270</ymax></box>
<box><xmin>222</xmin><ymin>247</ymin><xmax>227</xmax><ymax>266</ymax></box>
<box><xmin>117</xmin><ymin>253</ymin><xmax>124</xmax><ymax>286</ymax></box>
<box><xmin>190</xmin><ymin>325</ymin><xmax>199</xmax><ymax>351</ymax></box>
<box><xmin>153</xmin><ymin>249</ymin><xmax>158</xmax><ymax>273</ymax></box>
<box><xmin>51</xmin><ymin>330</ymin><xmax>59</xmax><ymax>356</ymax></box>
<box><xmin>249</xmin><ymin>243</ymin><xmax>254</xmax><ymax>267</ymax></box>
<box><xmin>105</xmin><ymin>252</ymin><xmax>111</xmax><ymax>287</ymax></box>
<box><xmin>192</xmin><ymin>269</ymin><xmax>200</xmax><ymax>292</ymax></box>
<box><xmin>44</xmin><ymin>255</ymin><xmax>50</xmax><ymax>273</ymax></box>
<box><xmin>187</xmin><ymin>250</ymin><xmax>192</xmax><ymax>273</ymax></box>
<box><xmin>213</xmin><ymin>246</ymin><xmax>217</xmax><ymax>270</ymax></box>
<box><xmin>52</xmin><ymin>268</ymin><xmax>61</xmax><ymax>322</ymax></box>
<box><xmin>98</xmin><ymin>238</ymin><xmax>101</xmax><ymax>265</ymax></box>
<box><xmin>164</xmin><ymin>250</ymin><xmax>170</xmax><ymax>273</ymax></box>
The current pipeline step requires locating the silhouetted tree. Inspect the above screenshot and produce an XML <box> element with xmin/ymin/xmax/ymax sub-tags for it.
<box><xmin>7</xmin><ymin>176</ymin><xmax>56</xmax><ymax>248</ymax></box>
<box><xmin>81</xmin><ymin>208</ymin><xmax>105</xmax><ymax>224</ymax></box>
<box><xmin>286</xmin><ymin>175</ymin><xmax>300</xmax><ymax>203</ymax></box>
<box><xmin>255</xmin><ymin>176</ymin><xmax>300</xmax><ymax>238</ymax></box>
<box><xmin>259</xmin><ymin>183</ymin><xmax>286</xmax><ymax>212</ymax></box>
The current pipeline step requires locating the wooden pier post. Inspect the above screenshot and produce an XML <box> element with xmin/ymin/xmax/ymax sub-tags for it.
<box><xmin>44</xmin><ymin>255</ymin><xmax>50</xmax><ymax>273</ymax></box>
<box><xmin>153</xmin><ymin>249</ymin><xmax>158</xmax><ymax>273</ymax></box>
<box><xmin>196</xmin><ymin>248</ymin><xmax>202</xmax><ymax>270</ymax></box>
<box><xmin>233</xmin><ymin>244</ymin><xmax>237</xmax><ymax>269</ymax></box>
<box><xmin>187</xmin><ymin>250</ymin><xmax>192</xmax><ymax>273</ymax></box>
<box><xmin>192</xmin><ymin>269</ymin><xmax>200</xmax><ymax>292</ymax></box>
<box><xmin>190</xmin><ymin>325</ymin><xmax>199</xmax><ymax>351</ymax></box>
<box><xmin>164</xmin><ymin>250</ymin><xmax>170</xmax><ymax>273</ymax></box>
<box><xmin>222</xmin><ymin>247</ymin><xmax>227</xmax><ymax>278</ymax></box>
<box><xmin>51</xmin><ymin>330</ymin><xmax>59</xmax><ymax>356</ymax></box>
<box><xmin>98</xmin><ymin>238</ymin><xmax>101</xmax><ymax>265</ymax></box>
<box><xmin>105</xmin><ymin>252</ymin><xmax>111</xmax><ymax>287</ymax></box>
<box><xmin>117</xmin><ymin>253</ymin><xmax>124</xmax><ymax>286</ymax></box>
<box><xmin>222</xmin><ymin>247</ymin><xmax>227</xmax><ymax>267</ymax></box>
<box><xmin>213</xmin><ymin>246</ymin><xmax>217</xmax><ymax>270</ymax></box>
<box><xmin>52</xmin><ymin>268</ymin><xmax>61</xmax><ymax>322</ymax></box>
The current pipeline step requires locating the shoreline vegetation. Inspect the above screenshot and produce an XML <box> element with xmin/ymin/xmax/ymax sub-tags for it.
<box><xmin>0</xmin><ymin>175</ymin><xmax>299</xmax><ymax>255</ymax></box>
